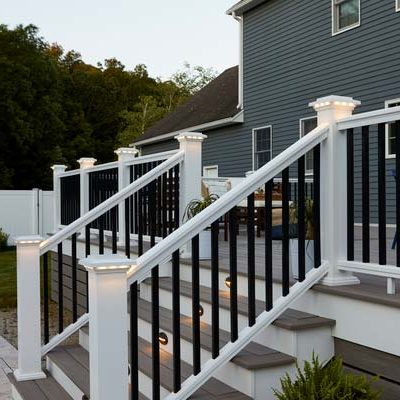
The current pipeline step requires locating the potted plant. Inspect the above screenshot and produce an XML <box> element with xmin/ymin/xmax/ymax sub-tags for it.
<box><xmin>289</xmin><ymin>198</ymin><xmax>314</xmax><ymax>279</ymax></box>
<box><xmin>184</xmin><ymin>194</ymin><xmax>219</xmax><ymax>260</ymax></box>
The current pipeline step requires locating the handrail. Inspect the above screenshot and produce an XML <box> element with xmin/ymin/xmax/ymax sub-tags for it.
<box><xmin>40</xmin><ymin>151</ymin><xmax>184</xmax><ymax>255</ymax></box>
<box><xmin>124</xmin><ymin>150</ymin><xmax>179</xmax><ymax>166</ymax></box>
<box><xmin>337</xmin><ymin>106</ymin><xmax>400</xmax><ymax>131</ymax></box>
<box><xmin>82</xmin><ymin>161</ymin><xmax>119</xmax><ymax>174</ymax></box>
<box><xmin>127</xmin><ymin>124</ymin><xmax>329</xmax><ymax>284</ymax></box>
<box><xmin>58</xmin><ymin>169</ymin><xmax>81</xmax><ymax>178</ymax></box>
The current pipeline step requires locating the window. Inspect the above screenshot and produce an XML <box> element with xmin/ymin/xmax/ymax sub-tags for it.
<box><xmin>203</xmin><ymin>165</ymin><xmax>219</xmax><ymax>178</ymax></box>
<box><xmin>386</xmin><ymin>99</ymin><xmax>400</xmax><ymax>158</ymax></box>
<box><xmin>300</xmin><ymin>117</ymin><xmax>318</xmax><ymax>174</ymax></box>
<box><xmin>253</xmin><ymin>126</ymin><xmax>272</xmax><ymax>170</ymax></box>
<box><xmin>332</xmin><ymin>0</ymin><xmax>360</xmax><ymax>35</ymax></box>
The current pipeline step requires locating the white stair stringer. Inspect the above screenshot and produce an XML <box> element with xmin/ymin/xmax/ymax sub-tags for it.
<box><xmin>164</xmin><ymin>262</ymin><xmax>329</xmax><ymax>400</ymax></box>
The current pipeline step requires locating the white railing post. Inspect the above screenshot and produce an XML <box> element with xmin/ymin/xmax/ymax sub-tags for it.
<box><xmin>115</xmin><ymin>148</ymin><xmax>138</xmax><ymax>245</ymax></box>
<box><xmin>77</xmin><ymin>158</ymin><xmax>97</xmax><ymax>218</ymax></box>
<box><xmin>14</xmin><ymin>236</ymin><xmax>46</xmax><ymax>382</ymax></box>
<box><xmin>81</xmin><ymin>255</ymin><xmax>131</xmax><ymax>400</ymax></box>
<box><xmin>51</xmin><ymin>164</ymin><xmax>67</xmax><ymax>232</ymax></box>
<box><xmin>310</xmin><ymin>95</ymin><xmax>361</xmax><ymax>286</ymax></box>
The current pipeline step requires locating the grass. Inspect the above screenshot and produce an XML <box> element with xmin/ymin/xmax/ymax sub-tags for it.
<box><xmin>0</xmin><ymin>249</ymin><xmax>17</xmax><ymax>309</ymax></box>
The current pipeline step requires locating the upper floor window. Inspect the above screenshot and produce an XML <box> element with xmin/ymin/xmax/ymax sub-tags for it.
<box><xmin>332</xmin><ymin>0</ymin><xmax>360</xmax><ymax>35</ymax></box>
<box><xmin>300</xmin><ymin>117</ymin><xmax>318</xmax><ymax>174</ymax></box>
<box><xmin>386</xmin><ymin>99</ymin><xmax>400</xmax><ymax>158</ymax></box>
<box><xmin>253</xmin><ymin>126</ymin><xmax>272</xmax><ymax>170</ymax></box>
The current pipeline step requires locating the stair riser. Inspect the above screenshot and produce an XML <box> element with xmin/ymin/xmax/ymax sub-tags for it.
<box><xmin>140</xmin><ymin>282</ymin><xmax>334</xmax><ymax>363</ymax></box>
<box><xmin>46</xmin><ymin>357</ymin><xmax>85</xmax><ymax>400</ymax></box>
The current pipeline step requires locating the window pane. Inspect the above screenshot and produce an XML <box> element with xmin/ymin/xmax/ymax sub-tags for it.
<box><xmin>255</xmin><ymin>128</ymin><xmax>270</xmax><ymax>152</ymax></box>
<box><xmin>338</xmin><ymin>0</ymin><xmax>359</xmax><ymax>30</ymax></box>
<box><xmin>257</xmin><ymin>151</ymin><xmax>271</xmax><ymax>169</ymax></box>
<box><xmin>387</xmin><ymin>102</ymin><xmax>400</xmax><ymax>155</ymax></box>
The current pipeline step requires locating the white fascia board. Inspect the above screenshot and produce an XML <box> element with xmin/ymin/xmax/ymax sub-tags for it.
<box><xmin>226</xmin><ymin>0</ymin><xmax>266</xmax><ymax>15</ymax></box>
<box><xmin>132</xmin><ymin>110</ymin><xmax>244</xmax><ymax>147</ymax></box>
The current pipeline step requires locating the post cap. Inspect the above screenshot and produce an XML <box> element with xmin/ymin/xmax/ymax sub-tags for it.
<box><xmin>14</xmin><ymin>235</ymin><xmax>43</xmax><ymax>245</ymax></box>
<box><xmin>80</xmin><ymin>254</ymin><xmax>134</xmax><ymax>274</ymax></box>
<box><xmin>77</xmin><ymin>158</ymin><xmax>97</xmax><ymax>169</ymax></box>
<box><xmin>51</xmin><ymin>165</ymin><xmax>67</xmax><ymax>173</ymax></box>
<box><xmin>309</xmin><ymin>95</ymin><xmax>361</xmax><ymax>111</ymax></box>
<box><xmin>174</xmin><ymin>132</ymin><xmax>207</xmax><ymax>142</ymax></box>
<box><xmin>114</xmin><ymin>147</ymin><xmax>139</xmax><ymax>156</ymax></box>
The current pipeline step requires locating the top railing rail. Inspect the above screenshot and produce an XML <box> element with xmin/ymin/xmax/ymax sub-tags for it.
<box><xmin>127</xmin><ymin>124</ymin><xmax>329</xmax><ymax>285</ymax></box>
<box><xmin>124</xmin><ymin>150</ymin><xmax>179</xmax><ymax>166</ymax></box>
<box><xmin>40</xmin><ymin>151</ymin><xmax>185</xmax><ymax>255</ymax></box>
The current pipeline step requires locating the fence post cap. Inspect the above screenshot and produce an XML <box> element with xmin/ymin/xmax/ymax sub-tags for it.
<box><xmin>80</xmin><ymin>254</ymin><xmax>134</xmax><ymax>274</ymax></box>
<box><xmin>175</xmin><ymin>132</ymin><xmax>207</xmax><ymax>142</ymax></box>
<box><xmin>51</xmin><ymin>165</ymin><xmax>67</xmax><ymax>172</ymax></box>
<box><xmin>309</xmin><ymin>95</ymin><xmax>361</xmax><ymax>110</ymax></box>
<box><xmin>14</xmin><ymin>235</ymin><xmax>43</xmax><ymax>245</ymax></box>
<box><xmin>114</xmin><ymin>147</ymin><xmax>138</xmax><ymax>156</ymax></box>
<box><xmin>77</xmin><ymin>158</ymin><xmax>97</xmax><ymax>169</ymax></box>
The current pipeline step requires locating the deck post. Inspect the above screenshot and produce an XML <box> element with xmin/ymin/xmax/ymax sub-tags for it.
<box><xmin>78</xmin><ymin>157</ymin><xmax>97</xmax><ymax>217</ymax></box>
<box><xmin>14</xmin><ymin>236</ymin><xmax>46</xmax><ymax>382</ymax></box>
<box><xmin>81</xmin><ymin>254</ymin><xmax>131</xmax><ymax>400</ymax></box>
<box><xmin>51</xmin><ymin>164</ymin><xmax>67</xmax><ymax>232</ymax></box>
<box><xmin>115</xmin><ymin>148</ymin><xmax>138</xmax><ymax>246</ymax></box>
<box><xmin>176</xmin><ymin>132</ymin><xmax>207</xmax><ymax>255</ymax></box>
<box><xmin>310</xmin><ymin>95</ymin><xmax>361</xmax><ymax>286</ymax></box>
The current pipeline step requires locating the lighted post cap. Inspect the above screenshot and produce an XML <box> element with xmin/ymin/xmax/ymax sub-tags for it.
<box><xmin>14</xmin><ymin>235</ymin><xmax>43</xmax><ymax>245</ymax></box>
<box><xmin>175</xmin><ymin>132</ymin><xmax>207</xmax><ymax>142</ymax></box>
<box><xmin>80</xmin><ymin>254</ymin><xmax>134</xmax><ymax>273</ymax></box>
<box><xmin>309</xmin><ymin>95</ymin><xmax>361</xmax><ymax>110</ymax></box>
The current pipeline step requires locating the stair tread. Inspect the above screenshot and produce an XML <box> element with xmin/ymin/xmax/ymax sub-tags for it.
<box><xmin>49</xmin><ymin>342</ymin><xmax>250</xmax><ymax>400</ymax></box>
<box><xmin>149</xmin><ymin>277</ymin><xmax>335</xmax><ymax>331</ymax></box>
<box><xmin>135</xmin><ymin>297</ymin><xmax>295</xmax><ymax>370</ymax></box>
<box><xmin>8</xmin><ymin>371</ymin><xmax>73</xmax><ymax>400</ymax></box>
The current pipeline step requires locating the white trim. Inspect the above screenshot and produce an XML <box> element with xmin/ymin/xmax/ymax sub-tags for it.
<box><xmin>332</xmin><ymin>0</ymin><xmax>361</xmax><ymax>36</ymax></box>
<box><xmin>338</xmin><ymin>260</ymin><xmax>400</xmax><ymax>280</ymax></box>
<box><xmin>385</xmin><ymin>98</ymin><xmax>400</xmax><ymax>159</ymax></box>
<box><xmin>252</xmin><ymin>125</ymin><xmax>273</xmax><ymax>171</ymax></box>
<box><xmin>397</xmin><ymin>0</ymin><xmax>400</xmax><ymax>12</ymax></box>
<box><xmin>132</xmin><ymin>111</ymin><xmax>244</xmax><ymax>147</ymax></box>
<box><xmin>299</xmin><ymin>116</ymin><xmax>318</xmax><ymax>175</ymax></box>
<box><xmin>203</xmin><ymin>165</ymin><xmax>219</xmax><ymax>178</ymax></box>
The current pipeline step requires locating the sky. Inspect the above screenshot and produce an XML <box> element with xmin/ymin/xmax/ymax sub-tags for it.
<box><xmin>3</xmin><ymin>0</ymin><xmax>239</xmax><ymax>79</ymax></box>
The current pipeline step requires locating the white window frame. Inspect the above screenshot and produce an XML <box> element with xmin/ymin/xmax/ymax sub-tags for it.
<box><xmin>397</xmin><ymin>0</ymin><xmax>400</xmax><ymax>12</ymax></box>
<box><xmin>332</xmin><ymin>0</ymin><xmax>361</xmax><ymax>36</ymax></box>
<box><xmin>385</xmin><ymin>98</ymin><xmax>400</xmax><ymax>159</ymax></box>
<box><xmin>299</xmin><ymin>116</ymin><xmax>318</xmax><ymax>175</ymax></box>
<box><xmin>203</xmin><ymin>165</ymin><xmax>219</xmax><ymax>178</ymax></box>
<box><xmin>252</xmin><ymin>125</ymin><xmax>273</xmax><ymax>171</ymax></box>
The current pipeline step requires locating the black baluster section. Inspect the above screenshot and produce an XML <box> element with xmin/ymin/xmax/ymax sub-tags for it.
<box><xmin>168</xmin><ymin>168</ymin><xmax>174</xmax><ymax>234</ymax></box>
<box><xmin>347</xmin><ymin>129</ymin><xmax>355</xmax><ymax>261</ymax></box>
<box><xmin>362</xmin><ymin>126</ymin><xmax>370</xmax><ymax>263</ymax></box>
<box><xmin>247</xmin><ymin>193</ymin><xmax>256</xmax><ymax>327</ymax></box>
<box><xmin>112</xmin><ymin>206</ymin><xmax>118</xmax><ymax>254</ymax></box>
<box><xmin>85</xmin><ymin>224</ymin><xmax>90</xmax><ymax>256</ymax></box>
<box><xmin>229</xmin><ymin>207</ymin><xmax>238</xmax><ymax>342</ymax></box>
<box><xmin>157</xmin><ymin>175</ymin><xmax>162</xmax><ymax>237</ymax></box>
<box><xmin>130</xmin><ymin>282</ymin><xmax>139</xmax><ymax>400</ymax></box>
<box><xmin>298</xmin><ymin>156</ymin><xmax>306</xmax><ymax>282</ymax></box>
<box><xmin>57</xmin><ymin>242</ymin><xmax>64</xmax><ymax>333</ymax></box>
<box><xmin>162</xmin><ymin>173</ymin><xmax>168</xmax><ymax>238</ymax></box>
<box><xmin>396</xmin><ymin>121</ymin><xmax>400</xmax><ymax>267</ymax></box>
<box><xmin>211</xmin><ymin>220</ymin><xmax>219</xmax><ymax>358</ymax></box>
<box><xmin>192</xmin><ymin>235</ymin><xmax>201</xmax><ymax>375</ymax></box>
<box><xmin>172</xmin><ymin>249</ymin><xmax>181</xmax><ymax>391</ymax></box>
<box><xmin>174</xmin><ymin>165</ymin><xmax>180</xmax><ymax>230</ymax></box>
<box><xmin>282</xmin><ymin>168</ymin><xmax>290</xmax><ymax>296</ymax></box>
<box><xmin>138</xmin><ymin>164</ymin><xmax>144</xmax><ymax>256</ymax></box>
<box><xmin>265</xmin><ymin>180</ymin><xmax>273</xmax><ymax>311</ymax></box>
<box><xmin>99</xmin><ymin>215</ymin><xmax>104</xmax><ymax>255</ymax></box>
<box><xmin>378</xmin><ymin>123</ymin><xmax>387</xmax><ymax>265</ymax></box>
<box><xmin>125</xmin><ymin>198</ymin><xmax>130</xmax><ymax>258</ymax></box>
<box><xmin>72</xmin><ymin>233</ymin><xmax>78</xmax><ymax>322</ymax></box>
<box><xmin>134</xmin><ymin>165</ymin><xmax>139</xmax><ymax>234</ymax></box>
<box><xmin>43</xmin><ymin>252</ymin><xmax>50</xmax><ymax>344</ymax></box>
<box><xmin>313</xmin><ymin>145</ymin><xmax>321</xmax><ymax>268</ymax></box>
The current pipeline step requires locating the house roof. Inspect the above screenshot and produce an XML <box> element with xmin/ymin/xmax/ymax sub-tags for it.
<box><xmin>226</xmin><ymin>0</ymin><xmax>267</xmax><ymax>16</ymax></box>
<box><xmin>134</xmin><ymin>66</ymin><xmax>240</xmax><ymax>146</ymax></box>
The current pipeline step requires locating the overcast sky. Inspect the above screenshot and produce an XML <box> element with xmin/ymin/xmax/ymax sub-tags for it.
<box><xmin>3</xmin><ymin>0</ymin><xmax>239</xmax><ymax>79</ymax></box>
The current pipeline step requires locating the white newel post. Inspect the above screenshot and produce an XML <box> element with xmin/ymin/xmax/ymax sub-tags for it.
<box><xmin>310</xmin><ymin>95</ymin><xmax>361</xmax><ymax>286</ymax></box>
<box><xmin>81</xmin><ymin>255</ymin><xmax>131</xmax><ymax>400</ymax></box>
<box><xmin>115</xmin><ymin>148</ymin><xmax>138</xmax><ymax>245</ymax></box>
<box><xmin>14</xmin><ymin>236</ymin><xmax>46</xmax><ymax>381</ymax></box>
<box><xmin>78</xmin><ymin>158</ymin><xmax>97</xmax><ymax>220</ymax></box>
<box><xmin>51</xmin><ymin>165</ymin><xmax>67</xmax><ymax>232</ymax></box>
<box><xmin>175</xmin><ymin>132</ymin><xmax>207</xmax><ymax>256</ymax></box>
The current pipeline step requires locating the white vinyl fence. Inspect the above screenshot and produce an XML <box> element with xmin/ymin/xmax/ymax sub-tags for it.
<box><xmin>0</xmin><ymin>189</ymin><xmax>54</xmax><ymax>244</ymax></box>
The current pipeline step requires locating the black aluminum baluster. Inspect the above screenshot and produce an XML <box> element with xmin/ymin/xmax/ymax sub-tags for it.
<box><xmin>247</xmin><ymin>193</ymin><xmax>256</xmax><ymax>327</ymax></box>
<box><xmin>298</xmin><ymin>156</ymin><xmax>306</xmax><ymax>282</ymax></box>
<box><xmin>168</xmin><ymin>168</ymin><xmax>174</xmax><ymax>234</ymax></box>
<box><xmin>43</xmin><ymin>252</ymin><xmax>50</xmax><ymax>344</ymax></box>
<box><xmin>125</xmin><ymin>198</ymin><xmax>130</xmax><ymax>258</ymax></box>
<box><xmin>162</xmin><ymin>173</ymin><xmax>168</xmax><ymax>238</ymax></box>
<box><xmin>57</xmin><ymin>242</ymin><xmax>64</xmax><ymax>333</ymax></box>
<box><xmin>192</xmin><ymin>234</ymin><xmax>201</xmax><ymax>375</ymax></box>
<box><xmin>138</xmin><ymin>164</ymin><xmax>144</xmax><ymax>256</ymax></box>
<box><xmin>265</xmin><ymin>180</ymin><xmax>273</xmax><ymax>311</ymax></box>
<box><xmin>378</xmin><ymin>123</ymin><xmax>387</xmax><ymax>265</ymax></box>
<box><xmin>99</xmin><ymin>215</ymin><xmax>104</xmax><ymax>255</ymax></box>
<box><xmin>72</xmin><ymin>233</ymin><xmax>78</xmax><ymax>322</ymax></box>
<box><xmin>229</xmin><ymin>207</ymin><xmax>238</xmax><ymax>341</ymax></box>
<box><xmin>282</xmin><ymin>169</ymin><xmax>290</xmax><ymax>296</ymax></box>
<box><xmin>362</xmin><ymin>126</ymin><xmax>370</xmax><ymax>263</ymax></box>
<box><xmin>130</xmin><ymin>282</ymin><xmax>139</xmax><ymax>400</ymax></box>
<box><xmin>347</xmin><ymin>129</ymin><xmax>355</xmax><ymax>261</ymax></box>
<box><xmin>211</xmin><ymin>220</ymin><xmax>220</xmax><ymax>358</ymax></box>
<box><xmin>174</xmin><ymin>165</ymin><xmax>180</xmax><ymax>230</ymax></box>
<box><xmin>112</xmin><ymin>206</ymin><xmax>118</xmax><ymax>254</ymax></box>
<box><xmin>172</xmin><ymin>249</ymin><xmax>181</xmax><ymax>391</ymax></box>
<box><xmin>313</xmin><ymin>145</ymin><xmax>321</xmax><ymax>268</ymax></box>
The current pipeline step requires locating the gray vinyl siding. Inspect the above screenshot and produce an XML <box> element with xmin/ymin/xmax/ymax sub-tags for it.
<box><xmin>142</xmin><ymin>0</ymin><xmax>400</xmax><ymax>222</ymax></box>
<box><xmin>140</xmin><ymin>139</ymin><xmax>179</xmax><ymax>155</ymax></box>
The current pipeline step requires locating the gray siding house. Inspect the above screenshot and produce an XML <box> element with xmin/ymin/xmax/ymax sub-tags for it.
<box><xmin>134</xmin><ymin>0</ymin><xmax>400</xmax><ymax>221</ymax></box>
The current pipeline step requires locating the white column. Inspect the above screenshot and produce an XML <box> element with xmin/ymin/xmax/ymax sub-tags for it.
<box><xmin>309</xmin><ymin>95</ymin><xmax>361</xmax><ymax>286</ymax></box>
<box><xmin>81</xmin><ymin>255</ymin><xmax>131</xmax><ymax>400</ymax></box>
<box><xmin>14</xmin><ymin>236</ymin><xmax>46</xmax><ymax>382</ymax></box>
<box><xmin>115</xmin><ymin>148</ymin><xmax>138</xmax><ymax>245</ymax></box>
<box><xmin>77</xmin><ymin>158</ymin><xmax>97</xmax><ymax>218</ymax></box>
<box><xmin>51</xmin><ymin>165</ymin><xmax>67</xmax><ymax>232</ymax></box>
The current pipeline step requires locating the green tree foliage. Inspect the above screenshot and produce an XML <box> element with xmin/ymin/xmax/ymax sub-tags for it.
<box><xmin>0</xmin><ymin>25</ymin><xmax>217</xmax><ymax>189</ymax></box>
<box><xmin>274</xmin><ymin>355</ymin><xmax>381</xmax><ymax>400</ymax></box>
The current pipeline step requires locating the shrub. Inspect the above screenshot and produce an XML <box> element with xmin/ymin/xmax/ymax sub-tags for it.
<box><xmin>274</xmin><ymin>355</ymin><xmax>381</xmax><ymax>400</ymax></box>
<box><xmin>0</xmin><ymin>228</ymin><xmax>9</xmax><ymax>250</ymax></box>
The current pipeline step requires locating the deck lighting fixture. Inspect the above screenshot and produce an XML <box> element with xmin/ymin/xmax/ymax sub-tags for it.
<box><xmin>225</xmin><ymin>276</ymin><xmax>232</xmax><ymax>289</ymax></box>
<box><xmin>199</xmin><ymin>305</ymin><xmax>204</xmax><ymax>317</ymax></box>
<box><xmin>159</xmin><ymin>332</ymin><xmax>168</xmax><ymax>346</ymax></box>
